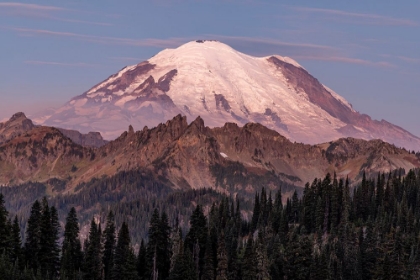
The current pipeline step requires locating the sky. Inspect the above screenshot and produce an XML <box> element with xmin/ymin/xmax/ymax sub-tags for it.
<box><xmin>1</xmin><ymin>0</ymin><xmax>419</xmax><ymax>136</ymax></box>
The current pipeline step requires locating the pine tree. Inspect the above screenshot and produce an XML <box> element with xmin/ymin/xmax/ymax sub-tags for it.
<box><xmin>49</xmin><ymin>206</ymin><xmax>60</xmax><ymax>279</ymax></box>
<box><xmin>184</xmin><ymin>205</ymin><xmax>207</xmax><ymax>278</ymax></box>
<box><xmin>61</xmin><ymin>207</ymin><xmax>83</xmax><ymax>280</ymax></box>
<box><xmin>39</xmin><ymin>197</ymin><xmax>54</xmax><ymax>278</ymax></box>
<box><xmin>84</xmin><ymin>219</ymin><xmax>103</xmax><ymax>280</ymax></box>
<box><xmin>137</xmin><ymin>239</ymin><xmax>147</xmax><ymax>280</ymax></box>
<box><xmin>0</xmin><ymin>193</ymin><xmax>11</xmax><ymax>256</ymax></box>
<box><xmin>103</xmin><ymin>211</ymin><xmax>116</xmax><ymax>280</ymax></box>
<box><xmin>269</xmin><ymin>234</ymin><xmax>284</xmax><ymax>280</ymax></box>
<box><xmin>112</xmin><ymin>222</ymin><xmax>137</xmax><ymax>280</ymax></box>
<box><xmin>10</xmin><ymin>216</ymin><xmax>22</xmax><ymax>267</ymax></box>
<box><xmin>241</xmin><ymin>238</ymin><xmax>256</xmax><ymax>280</ymax></box>
<box><xmin>251</xmin><ymin>193</ymin><xmax>260</xmax><ymax>232</ymax></box>
<box><xmin>255</xmin><ymin>232</ymin><xmax>271</xmax><ymax>280</ymax></box>
<box><xmin>24</xmin><ymin>199</ymin><xmax>42</xmax><ymax>274</ymax></box>
<box><xmin>216</xmin><ymin>232</ymin><xmax>228</xmax><ymax>280</ymax></box>
<box><xmin>201</xmin><ymin>234</ymin><xmax>215</xmax><ymax>280</ymax></box>
<box><xmin>146</xmin><ymin>209</ymin><xmax>172</xmax><ymax>280</ymax></box>
<box><xmin>283</xmin><ymin>229</ymin><xmax>312</xmax><ymax>280</ymax></box>
<box><xmin>168</xmin><ymin>242</ymin><xmax>196</xmax><ymax>280</ymax></box>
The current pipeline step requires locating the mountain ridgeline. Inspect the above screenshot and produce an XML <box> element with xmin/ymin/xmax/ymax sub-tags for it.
<box><xmin>2</xmin><ymin>169</ymin><xmax>420</xmax><ymax>279</ymax></box>
<box><xmin>1</xmin><ymin>112</ymin><xmax>419</xmax><ymax>190</ymax></box>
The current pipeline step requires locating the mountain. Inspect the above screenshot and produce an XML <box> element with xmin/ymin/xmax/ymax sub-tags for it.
<box><xmin>57</xmin><ymin>128</ymin><xmax>108</xmax><ymax>148</ymax></box>
<box><xmin>0</xmin><ymin>112</ymin><xmax>35</xmax><ymax>145</ymax></box>
<box><xmin>0</xmin><ymin>112</ymin><xmax>107</xmax><ymax>148</ymax></box>
<box><xmin>40</xmin><ymin>40</ymin><xmax>420</xmax><ymax>151</ymax></box>
<box><xmin>1</xmin><ymin>114</ymin><xmax>419</xmax><ymax>191</ymax></box>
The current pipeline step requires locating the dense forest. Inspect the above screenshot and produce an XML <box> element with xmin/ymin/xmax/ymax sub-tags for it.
<box><xmin>1</xmin><ymin>169</ymin><xmax>420</xmax><ymax>279</ymax></box>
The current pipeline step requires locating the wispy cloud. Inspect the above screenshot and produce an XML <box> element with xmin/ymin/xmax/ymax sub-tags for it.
<box><xmin>25</xmin><ymin>60</ymin><xmax>99</xmax><ymax>67</ymax></box>
<box><xmin>293</xmin><ymin>55</ymin><xmax>395</xmax><ymax>68</ymax></box>
<box><xmin>0</xmin><ymin>2</ymin><xmax>64</xmax><ymax>11</ymax></box>
<box><xmin>201</xmin><ymin>34</ymin><xmax>340</xmax><ymax>57</ymax></box>
<box><xmin>291</xmin><ymin>6</ymin><xmax>418</xmax><ymax>26</ymax></box>
<box><xmin>208</xmin><ymin>35</ymin><xmax>335</xmax><ymax>50</ymax></box>
<box><xmin>4</xmin><ymin>26</ymin><xmax>397</xmax><ymax>69</ymax></box>
<box><xmin>397</xmin><ymin>56</ymin><xmax>420</xmax><ymax>64</ymax></box>
<box><xmin>4</xmin><ymin>26</ymin><xmax>188</xmax><ymax>48</ymax></box>
<box><xmin>110</xmin><ymin>56</ymin><xmax>147</xmax><ymax>62</ymax></box>
<box><xmin>0</xmin><ymin>2</ymin><xmax>112</xmax><ymax>26</ymax></box>
<box><xmin>380</xmin><ymin>54</ymin><xmax>420</xmax><ymax>65</ymax></box>
<box><xmin>47</xmin><ymin>17</ymin><xmax>113</xmax><ymax>26</ymax></box>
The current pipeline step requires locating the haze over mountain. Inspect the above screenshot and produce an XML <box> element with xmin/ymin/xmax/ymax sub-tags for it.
<box><xmin>37</xmin><ymin>40</ymin><xmax>420</xmax><ymax>151</ymax></box>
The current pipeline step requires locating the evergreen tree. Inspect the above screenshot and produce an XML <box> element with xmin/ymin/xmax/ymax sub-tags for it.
<box><xmin>168</xmin><ymin>243</ymin><xmax>196</xmax><ymax>280</ymax></box>
<box><xmin>49</xmin><ymin>206</ymin><xmax>61</xmax><ymax>279</ymax></box>
<box><xmin>251</xmin><ymin>193</ymin><xmax>260</xmax><ymax>232</ymax></box>
<box><xmin>84</xmin><ymin>219</ymin><xmax>103</xmax><ymax>280</ymax></box>
<box><xmin>112</xmin><ymin>222</ymin><xmax>137</xmax><ymax>280</ymax></box>
<box><xmin>10</xmin><ymin>216</ymin><xmax>22</xmax><ymax>267</ymax></box>
<box><xmin>24</xmin><ymin>199</ymin><xmax>42</xmax><ymax>274</ymax></box>
<box><xmin>241</xmin><ymin>238</ymin><xmax>256</xmax><ymax>280</ymax></box>
<box><xmin>184</xmin><ymin>205</ymin><xmax>208</xmax><ymax>278</ymax></box>
<box><xmin>201</xmin><ymin>234</ymin><xmax>215</xmax><ymax>280</ymax></box>
<box><xmin>61</xmin><ymin>207</ymin><xmax>83</xmax><ymax>280</ymax></box>
<box><xmin>146</xmin><ymin>209</ymin><xmax>171</xmax><ymax>280</ymax></box>
<box><xmin>283</xmin><ymin>228</ymin><xmax>312</xmax><ymax>280</ymax></box>
<box><xmin>255</xmin><ymin>232</ymin><xmax>271</xmax><ymax>280</ymax></box>
<box><xmin>215</xmin><ymin>232</ymin><xmax>228</xmax><ymax>280</ymax></box>
<box><xmin>137</xmin><ymin>239</ymin><xmax>147</xmax><ymax>280</ymax></box>
<box><xmin>0</xmin><ymin>193</ymin><xmax>11</xmax><ymax>256</ymax></box>
<box><xmin>103</xmin><ymin>211</ymin><xmax>116</xmax><ymax>280</ymax></box>
<box><xmin>39</xmin><ymin>197</ymin><xmax>59</xmax><ymax>278</ymax></box>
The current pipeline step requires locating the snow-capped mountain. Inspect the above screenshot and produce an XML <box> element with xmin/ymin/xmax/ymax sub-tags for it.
<box><xmin>41</xmin><ymin>40</ymin><xmax>420</xmax><ymax>150</ymax></box>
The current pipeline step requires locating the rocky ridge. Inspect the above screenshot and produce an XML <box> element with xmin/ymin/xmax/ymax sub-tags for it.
<box><xmin>1</xmin><ymin>114</ymin><xmax>419</xmax><ymax>193</ymax></box>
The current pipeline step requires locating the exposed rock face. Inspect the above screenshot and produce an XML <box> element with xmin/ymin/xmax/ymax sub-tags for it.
<box><xmin>0</xmin><ymin>112</ymin><xmax>107</xmax><ymax>148</ymax></box>
<box><xmin>58</xmin><ymin>128</ymin><xmax>108</xmax><ymax>148</ymax></box>
<box><xmin>0</xmin><ymin>112</ymin><xmax>35</xmax><ymax>145</ymax></box>
<box><xmin>39</xmin><ymin>41</ymin><xmax>420</xmax><ymax>151</ymax></box>
<box><xmin>0</xmin><ymin>126</ymin><xmax>94</xmax><ymax>185</ymax></box>
<box><xmin>1</xmin><ymin>115</ymin><xmax>419</xmax><ymax>191</ymax></box>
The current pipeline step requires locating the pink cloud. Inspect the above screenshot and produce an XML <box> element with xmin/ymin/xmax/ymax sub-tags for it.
<box><xmin>0</xmin><ymin>3</ymin><xmax>113</xmax><ymax>26</ymax></box>
<box><xmin>0</xmin><ymin>2</ymin><xmax>64</xmax><ymax>11</ymax></box>
<box><xmin>207</xmin><ymin>34</ymin><xmax>335</xmax><ymax>50</ymax></box>
<box><xmin>6</xmin><ymin>27</ymin><xmax>187</xmax><ymax>48</ymax></box>
<box><xmin>293</xmin><ymin>55</ymin><xmax>395</xmax><ymax>68</ymax></box>
<box><xmin>25</xmin><ymin>60</ymin><xmax>99</xmax><ymax>67</ymax></box>
<box><xmin>291</xmin><ymin>6</ymin><xmax>418</xmax><ymax>26</ymax></box>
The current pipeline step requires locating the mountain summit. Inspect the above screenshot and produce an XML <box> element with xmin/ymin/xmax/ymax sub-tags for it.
<box><xmin>39</xmin><ymin>40</ymin><xmax>420</xmax><ymax>150</ymax></box>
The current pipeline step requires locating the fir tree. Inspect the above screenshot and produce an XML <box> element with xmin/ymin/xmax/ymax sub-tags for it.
<box><xmin>112</xmin><ymin>222</ymin><xmax>137</xmax><ymax>280</ymax></box>
<box><xmin>84</xmin><ymin>219</ymin><xmax>103</xmax><ymax>280</ymax></box>
<box><xmin>241</xmin><ymin>238</ymin><xmax>256</xmax><ymax>280</ymax></box>
<box><xmin>24</xmin><ymin>199</ymin><xmax>42</xmax><ymax>274</ymax></box>
<box><xmin>168</xmin><ymin>243</ymin><xmax>196</xmax><ymax>280</ymax></box>
<box><xmin>49</xmin><ymin>206</ymin><xmax>61</xmax><ymax>280</ymax></box>
<box><xmin>137</xmin><ymin>239</ymin><xmax>147</xmax><ymax>280</ymax></box>
<box><xmin>184</xmin><ymin>205</ymin><xmax>208</xmax><ymax>278</ymax></box>
<box><xmin>215</xmin><ymin>232</ymin><xmax>228</xmax><ymax>280</ymax></box>
<box><xmin>0</xmin><ymin>193</ymin><xmax>11</xmax><ymax>256</ymax></box>
<box><xmin>10</xmin><ymin>216</ymin><xmax>22</xmax><ymax>267</ymax></box>
<box><xmin>146</xmin><ymin>209</ymin><xmax>172</xmax><ymax>280</ymax></box>
<box><xmin>61</xmin><ymin>207</ymin><xmax>83</xmax><ymax>280</ymax></box>
<box><xmin>201</xmin><ymin>234</ymin><xmax>215</xmax><ymax>280</ymax></box>
<box><xmin>103</xmin><ymin>211</ymin><xmax>116</xmax><ymax>280</ymax></box>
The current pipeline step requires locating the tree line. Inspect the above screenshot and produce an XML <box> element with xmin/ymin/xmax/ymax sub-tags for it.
<box><xmin>2</xmin><ymin>168</ymin><xmax>420</xmax><ymax>279</ymax></box>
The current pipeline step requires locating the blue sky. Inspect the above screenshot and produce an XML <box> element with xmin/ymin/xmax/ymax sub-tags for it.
<box><xmin>1</xmin><ymin>0</ymin><xmax>419</xmax><ymax>136</ymax></box>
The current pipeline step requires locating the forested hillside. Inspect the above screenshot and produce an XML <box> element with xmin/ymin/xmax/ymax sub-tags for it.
<box><xmin>1</xmin><ymin>168</ymin><xmax>420</xmax><ymax>279</ymax></box>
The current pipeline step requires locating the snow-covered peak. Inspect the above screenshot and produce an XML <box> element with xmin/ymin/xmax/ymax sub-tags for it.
<box><xmin>40</xmin><ymin>40</ymin><xmax>420</xmax><ymax>151</ymax></box>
